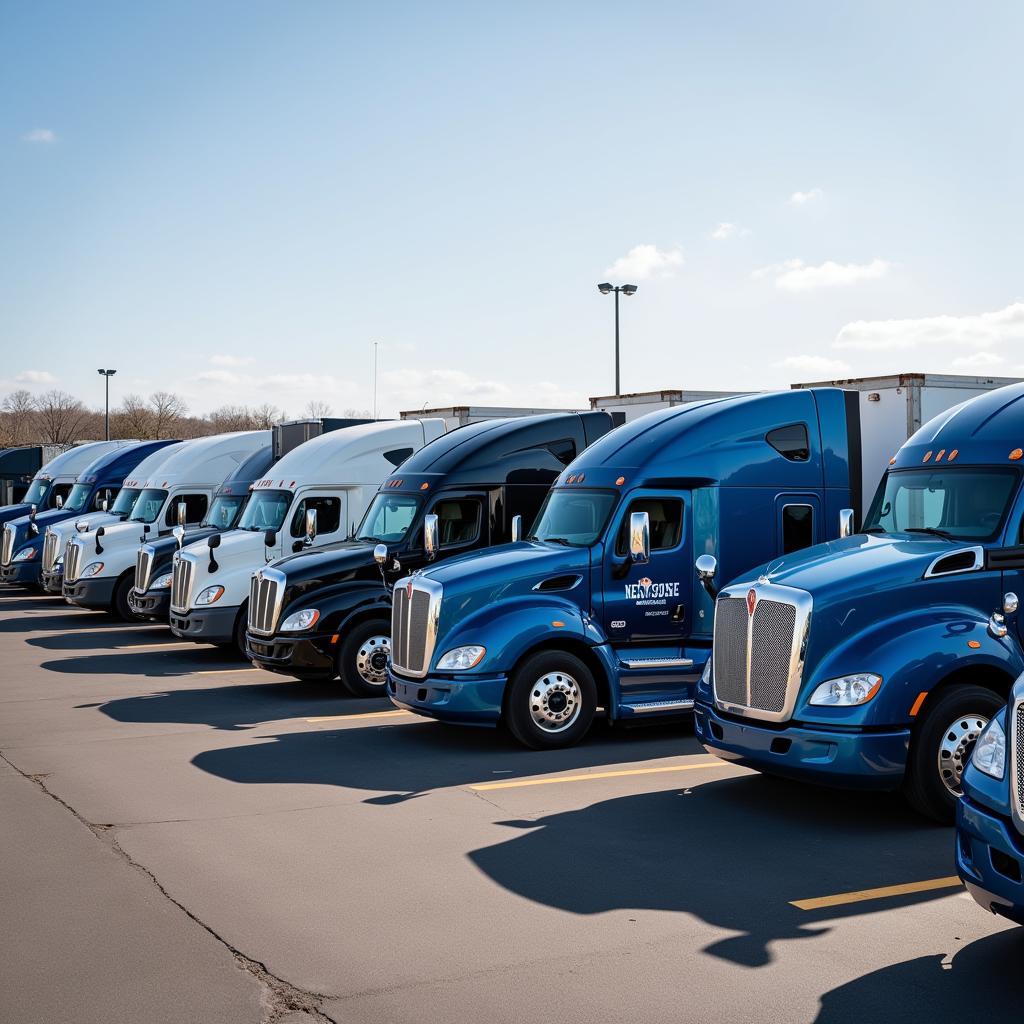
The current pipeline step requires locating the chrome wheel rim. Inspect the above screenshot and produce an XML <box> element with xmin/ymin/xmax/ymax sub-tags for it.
<box><xmin>528</xmin><ymin>671</ymin><xmax>582</xmax><ymax>733</ymax></box>
<box><xmin>355</xmin><ymin>635</ymin><xmax>391</xmax><ymax>687</ymax></box>
<box><xmin>937</xmin><ymin>712</ymin><xmax>988</xmax><ymax>796</ymax></box>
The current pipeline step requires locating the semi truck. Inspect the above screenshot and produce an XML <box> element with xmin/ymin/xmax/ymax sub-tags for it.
<box><xmin>0</xmin><ymin>445</ymin><xmax>64</xmax><ymax>505</ymax></box>
<box><xmin>38</xmin><ymin>443</ymin><xmax>186</xmax><ymax>594</ymax></box>
<box><xmin>63</xmin><ymin>431</ymin><xmax>269</xmax><ymax>618</ymax></box>
<box><xmin>128</xmin><ymin>444</ymin><xmax>274</xmax><ymax>623</ymax></box>
<box><xmin>167</xmin><ymin>419</ymin><xmax>444</xmax><ymax>650</ymax></box>
<box><xmin>246</xmin><ymin>412</ymin><xmax>616</xmax><ymax>695</ymax></box>
<box><xmin>0</xmin><ymin>440</ymin><xmax>175</xmax><ymax>588</ymax></box>
<box><xmin>957</xmin><ymin>672</ymin><xmax>1024</xmax><ymax>926</ymax></box>
<box><xmin>695</xmin><ymin>381</ymin><xmax>1024</xmax><ymax>821</ymax></box>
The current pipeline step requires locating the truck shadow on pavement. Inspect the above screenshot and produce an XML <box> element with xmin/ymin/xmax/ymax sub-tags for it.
<box><xmin>0</xmin><ymin>610</ymin><xmax>100</xmax><ymax>634</ymax></box>
<box><xmin>41</xmin><ymin>647</ymin><xmax>250</xmax><ymax>678</ymax></box>
<box><xmin>465</xmin><ymin>773</ymin><xmax>960</xmax><ymax>969</ymax></box>
<box><xmin>28</xmin><ymin>625</ymin><xmax>174</xmax><ymax>650</ymax></box>
<box><xmin>813</xmin><ymin>926</ymin><xmax>1023</xmax><ymax>1020</ymax></box>
<box><xmin>191</xmin><ymin>717</ymin><xmax>697</xmax><ymax>800</ymax></box>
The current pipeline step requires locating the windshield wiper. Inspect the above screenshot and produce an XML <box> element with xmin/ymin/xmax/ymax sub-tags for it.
<box><xmin>905</xmin><ymin>527</ymin><xmax>956</xmax><ymax>540</ymax></box>
<box><xmin>541</xmin><ymin>536</ymin><xmax>573</xmax><ymax>547</ymax></box>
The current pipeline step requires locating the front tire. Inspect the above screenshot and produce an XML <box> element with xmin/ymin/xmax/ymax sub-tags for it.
<box><xmin>112</xmin><ymin>573</ymin><xmax>134</xmax><ymax>620</ymax></box>
<box><xmin>903</xmin><ymin>684</ymin><xmax>1004</xmax><ymax>822</ymax></box>
<box><xmin>338</xmin><ymin>619</ymin><xmax>392</xmax><ymax>697</ymax></box>
<box><xmin>504</xmin><ymin>651</ymin><xmax>597</xmax><ymax>749</ymax></box>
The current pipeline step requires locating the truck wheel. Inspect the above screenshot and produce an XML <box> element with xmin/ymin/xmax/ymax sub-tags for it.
<box><xmin>903</xmin><ymin>685</ymin><xmax>1004</xmax><ymax>822</ymax></box>
<box><xmin>338</xmin><ymin>620</ymin><xmax>391</xmax><ymax>697</ymax></box>
<box><xmin>112</xmin><ymin>573</ymin><xmax>135</xmax><ymax>620</ymax></box>
<box><xmin>233</xmin><ymin>605</ymin><xmax>249</xmax><ymax>656</ymax></box>
<box><xmin>505</xmin><ymin>651</ymin><xmax>597</xmax><ymax>749</ymax></box>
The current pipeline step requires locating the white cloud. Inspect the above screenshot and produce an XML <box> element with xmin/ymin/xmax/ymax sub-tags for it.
<box><xmin>835</xmin><ymin>302</ymin><xmax>1024</xmax><ymax>351</ymax></box>
<box><xmin>777</xmin><ymin>354</ymin><xmax>852</xmax><ymax>379</ymax></box>
<box><xmin>710</xmin><ymin>222</ymin><xmax>749</xmax><ymax>241</ymax></box>
<box><xmin>604</xmin><ymin>244</ymin><xmax>684</xmax><ymax>281</ymax></box>
<box><xmin>23</xmin><ymin>128</ymin><xmax>56</xmax><ymax>144</ymax></box>
<box><xmin>195</xmin><ymin>369</ymin><xmax>239</xmax><ymax>385</ymax></box>
<box><xmin>15</xmin><ymin>370</ymin><xmax>57</xmax><ymax>384</ymax></box>
<box><xmin>209</xmin><ymin>354</ymin><xmax>254</xmax><ymax>367</ymax></box>
<box><xmin>788</xmin><ymin>187</ymin><xmax>823</xmax><ymax>205</ymax></box>
<box><xmin>949</xmin><ymin>351</ymin><xmax>1005</xmax><ymax>370</ymax></box>
<box><xmin>755</xmin><ymin>257</ymin><xmax>890</xmax><ymax>292</ymax></box>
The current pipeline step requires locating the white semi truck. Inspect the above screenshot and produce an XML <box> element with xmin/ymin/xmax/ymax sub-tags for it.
<box><xmin>168</xmin><ymin>418</ymin><xmax>445</xmax><ymax>651</ymax></box>
<box><xmin>63</xmin><ymin>431</ymin><xmax>270</xmax><ymax>618</ymax></box>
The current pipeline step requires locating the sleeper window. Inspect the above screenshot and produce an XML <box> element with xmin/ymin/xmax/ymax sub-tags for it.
<box><xmin>782</xmin><ymin>504</ymin><xmax>814</xmax><ymax>553</ymax></box>
<box><xmin>767</xmin><ymin>424</ymin><xmax>810</xmax><ymax>462</ymax></box>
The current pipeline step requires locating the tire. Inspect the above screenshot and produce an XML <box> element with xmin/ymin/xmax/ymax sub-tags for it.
<box><xmin>504</xmin><ymin>650</ymin><xmax>597</xmax><ymax>749</ymax></box>
<box><xmin>337</xmin><ymin>619</ymin><xmax>392</xmax><ymax>697</ymax></box>
<box><xmin>233</xmin><ymin>605</ymin><xmax>248</xmax><ymax>657</ymax></box>
<box><xmin>903</xmin><ymin>684</ymin><xmax>1004</xmax><ymax>823</ymax></box>
<box><xmin>112</xmin><ymin>573</ymin><xmax>134</xmax><ymax>620</ymax></box>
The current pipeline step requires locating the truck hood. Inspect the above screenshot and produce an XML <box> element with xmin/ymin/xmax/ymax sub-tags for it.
<box><xmin>145</xmin><ymin>526</ymin><xmax>220</xmax><ymax>564</ymax></box>
<box><xmin>48</xmin><ymin>511</ymin><xmax>121</xmax><ymax>544</ymax></box>
<box><xmin>272</xmin><ymin>540</ymin><xmax>378</xmax><ymax>588</ymax></box>
<box><xmin>0</xmin><ymin>503</ymin><xmax>33</xmax><ymax>526</ymax></box>
<box><xmin>178</xmin><ymin>530</ymin><xmax>269</xmax><ymax>605</ymax></box>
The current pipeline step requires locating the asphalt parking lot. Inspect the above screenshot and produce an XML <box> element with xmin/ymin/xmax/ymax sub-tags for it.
<box><xmin>1</xmin><ymin>588</ymin><xmax>1021</xmax><ymax>1024</ymax></box>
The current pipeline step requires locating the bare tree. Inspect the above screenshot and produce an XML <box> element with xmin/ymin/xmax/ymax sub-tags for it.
<box><xmin>1</xmin><ymin>390</ymin><xmax>38</xmax><ymax>445</ymax></box>
<box><xmin>150</xmin><ymin>391</ymin><xmax>188</xmax><ymax>437</ymax></box>
<box><xmin>251</xmin><ymin>403</ymin><xmax>285</xmax><ymax>429</ymax></box>
<box><xmin>33</xmin><ymin>390</ymin><xmax>89</xmax><ymax>445</ymax></box>
<box><xmin>304</xmin><ymin>400</ymin><xmax>332</xmax><ymax>419</ymax></box>
<box><xmin>112</xmin><ymin>394</ymin><xmax>155</xmax><ymax>439</ymax></box>
<box><xmin>207</xmin><ymin>405</ymin><xmax>256</xmax><ymax>432</ymax></box>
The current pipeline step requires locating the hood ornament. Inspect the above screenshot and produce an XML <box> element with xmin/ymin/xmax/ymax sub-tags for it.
<box><xmin>746</xmin><ymin>589</ymin><xmax>757</xmax><ymax>616</ymax></box>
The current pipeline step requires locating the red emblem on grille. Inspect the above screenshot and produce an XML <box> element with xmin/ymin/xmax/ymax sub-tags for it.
<box><xmin>406</xmin><ymin>581</ymin><xmax>414</xmax><ymax>600</ymax></box>
<box><xmin>746</xmin><ymin>589</ymin><xmax>757</xmax><ymax>616</ymax></box>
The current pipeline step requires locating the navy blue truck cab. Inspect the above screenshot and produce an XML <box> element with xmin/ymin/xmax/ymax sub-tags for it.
<box><xmin>0</xmin><ymin>440</ymin><xmax>174</xmax><ymax>587</ymax></box>
<box><xmin>696</xmin><ymin>382</ymin><xmax>1024</xmax><ymax>821</ymax></box>
<box><xmin>957</xmin><ymin>672</ymin><xmax>1024</xmax><ymax>926</ymax></box>
<box><xmin>246</xmin><ymin>412</ymin><xmax>616</xmax><ymax>695</ymax></box>
<box><xmin>386</xmin><ymin>388</ymin><xmax>864</xmax><ymax>748</ymax></box>
<box><xmin>128</xmin><ymin>444</ymin><xmax>275</xmax><ymax>622</ymax></box>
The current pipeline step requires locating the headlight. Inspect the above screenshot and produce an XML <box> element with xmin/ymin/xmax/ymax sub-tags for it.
<box><xmin>437</xmin><ymin>645</ymin><xmax>486</xmax><ymax>671</ymax></box>
<box><xmin>80</xmin><ymin>561</ymin><xmax>104</xmax><ymax>577</ymax></box>
<box><xmin>809</xmin><ymin>673</ymin><xmax>882</xmax><ymax>706</ymax></box>
<box><xmin>971</xmin><ymin>715</ymin><xmax>1006</xmax><ymax>780</ymax></box>
<box><xmin>280</xmin><ymin>608</ymin><xmax>320</xmax><ymax>632</ymax></box>
<box><xmin>195</xmin><ymin>585</ymin><xmax>225</xmax><ymax>606</ymax></box>
<box><xmin>701</xmin><ymin>658</ymin><xmax>712</xmax><ymax>685</ymax></box>
<box><xmin>151</xmin><ymin>573</ymin><xmax>173</xmax><ymax>590</ymax></box>
<box><xmin>13</xmin><ymin>547</ymin><xmax>37</xmax><ymax>562</ymax></box>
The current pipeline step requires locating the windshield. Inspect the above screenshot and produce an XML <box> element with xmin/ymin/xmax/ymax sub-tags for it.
<box><xmin>203</xmin><ymin>494</ymin><xmax>247</xmax><ymax>530</ymax></box>
<box><xmin>357</xmin><ymin>493</ymin><xmax>420</xmax><ymax>543</ymax></box>
<box><xmin>238</xmin><ymin>490</ymin><xmax>293</xmax><ymax>531</ymax></box>
<box><xmin>110</xmin><ymin>488</ymin><xmax>140</xmax><ymax>517</ymax></box>
<box><xmin>23</xmin><ymin>479</ymin><xmax>50</xmax><ymax>506</ymax></box>
<box><xmin>63</xmin><ymin>483</ymin><xmax>93</xmax><ymax>513</ymax></box>
<box><xmin>864</xmin><ymin>468</ymin><xmax>1019</xmax><ymax>541</ymax></box>
<box><xmin>129</xmin><ymin>488</ymin><xmax>168</xmax><ymax>524</ymax></box>
<box><xmin>529</xmin><ymin>489</ymin><xmax>618</xmax><ymax>547</ymax></box>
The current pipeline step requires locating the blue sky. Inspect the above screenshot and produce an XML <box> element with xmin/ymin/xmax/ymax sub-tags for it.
<box><xmin>2</xmin><ymin>1</ymin><xmax>1023</xmax><ymax>416</ymax></box>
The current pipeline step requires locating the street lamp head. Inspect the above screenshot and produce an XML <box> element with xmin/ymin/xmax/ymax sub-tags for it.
<box><xmin>621</xmin><ymin>284</ymin><xmax>638</xmax><ymax>296</ymax></box>
<box><xmin>97</xmin><ymin>368</ymin><xmax>117</xmax><ymax>376</ymax></box>
<box><xmin>597</xmin><ymin>283</ymin><xmax>613</xmax><ymax>295</ymax></box>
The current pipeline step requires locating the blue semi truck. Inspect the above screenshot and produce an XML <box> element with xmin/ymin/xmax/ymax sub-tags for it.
<box><xmin>695</xmin><ymin>382</ymin><xmax>1024</xmax><ymax>821</ymax></box>
<box><xmin>0</xmin><ymin>440</ymin><xmax>175</xmax><ymax>587</ymax></box>
<box><xmin>385</xmin><ymin>387</ymin><xmax>877</xmax><ymax>747</ymax></box>
<box><xmin>957</xmin><ymin>672</ymin><xmax>1024</xmax><ymax>926</ymax></box>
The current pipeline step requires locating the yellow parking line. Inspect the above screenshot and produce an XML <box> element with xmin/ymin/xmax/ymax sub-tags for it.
<box><xmin>306</xmin><ymin>709</ymin><xmax>413</xmax><ymax>723</ymax></box>
<box><xmin>469</xmin><ymin>761</ymin><xmax>730</xmax><ymax>791</ymax></box>
<box><xmin>790</xmin><ymin>876</ymin><xmax>963</xmax><ymax>912</ymax></box>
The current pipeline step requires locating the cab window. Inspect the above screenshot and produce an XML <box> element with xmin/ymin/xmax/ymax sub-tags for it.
<box><xmin>290</xmin><ymin>496</ymin><xmax>342</xmax><ymax>537</ymax></box>
<box><xmin>616</xmin><ymin>498</ymin><xmax>683</xmax><ymax>554</ymax></box>
<box><xmin>164</xmin><ymin>493</ymin><xmax>208</xmax><ymax>526</ymax></box>
<box><xmin>782</xmin><ymin>504</ymin><xmax>814</xmax><ymax>553</ymax></box>
<box><xmin>767</xmin><ymin>424</ymin><xmax>810</xmax><ymax>462</ymax></box>
<box><xmin>432</xmin><ymin>498</ymin><xmax>480</xmax><ymax>548</ymax></box>
<box><xmin>92</xmin><ymin>487</ymin><xmax>118</xmax><ymax>511</ymax></box>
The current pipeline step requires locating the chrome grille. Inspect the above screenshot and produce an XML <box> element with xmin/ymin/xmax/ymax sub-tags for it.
<box><xmin>712</xmin><ymin>582</ymin><xmax>810</xmax><ymax>723</ymax></box>
<box><xmin>391</xmin><ymin>577</ymin><xmax>442</xmax><ymax>678</ymax></box>
<box><xmin>170</xmin><ymin>554</ymin><xmax>195</xmax><ymax>613</ymax></box>
<box><xmin>136</xmin><ymin>545</ymin><xmax>155</xmax><ymax>593</ymax></box>
<box><xmin>42</xmin><ymin>530</ymin><xmax>60</xmax><ymax>572</ymax></box>
<box><xmin>1</xmin><ymin>525</ymin><xmax>13</xmax><ymax>567</ymax></box>
<box><xmin>249</xmin><ymin>568</ymin><xmax>285</xmax><ymax>636</ymax></box>
<box><xmin>1013</xmin><ymin>696</ymin><xmax>1024</xmax><ymax>829</ymax></box>
<box><xmin>65</xmin><ymin>539</ymin><xmax>84</xmax><ymax>583</ymax></box>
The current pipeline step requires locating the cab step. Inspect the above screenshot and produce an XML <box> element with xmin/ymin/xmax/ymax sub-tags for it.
<box><xmin>618</xmin><ymin>657</ymin><xmax>694</xmax><ymax>670</ymax></box>
<box><xmin>623</xmin><ymin>699</ymin><xmax>695</xmax><ymax>714</ymax></box>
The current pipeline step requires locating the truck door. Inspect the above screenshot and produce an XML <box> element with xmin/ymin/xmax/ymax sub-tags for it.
<box><xmin>600</xmin><ymin>494</ymin><xmax>689</xmax><ymax>643</ymax></box>
<box><xmin>774</xmin><ymin>494</ymin><xmax>822</xmax><ymax>556</ymax></box>
<box><xmin>289</xmin><ymin>494</ymin><xmax>347</xmax><ymax>550</ymax></box>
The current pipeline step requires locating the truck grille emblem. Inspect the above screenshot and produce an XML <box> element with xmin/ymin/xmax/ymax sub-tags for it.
<box><xmin>406</xmin><ymin>580</ymin><xmax>414</xmax><ymax>600</ymax></box>
<box><xmin>746</xmin><ymin>589</ymin><xmax>757</xmax><ymax>616</ymax></box>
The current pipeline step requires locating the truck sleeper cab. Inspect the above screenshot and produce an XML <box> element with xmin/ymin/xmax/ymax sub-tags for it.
<box><xmin>0</xmin><ymin>440</ymin><xmax>154</xmax><ymax>587</ymax></box>
<box><xmin>167</xmin><ymin>419</ymin><xmax>444</xmax><ymax>650</ymax></box>
<box><xmin>696</xmin><ymin>381</ymin><xmax>1024</xmax><ymax>821</ymax></box>
<box><xmin>128</xmin><ymin>443</ymin><xmax>275</xmax><ymax>623</ymax></box>
<box><xmin>63</xmin><ymin>431</ymin><xmax>269</xmax><ymax>619</ymax></box>
<box><xmin>957</xmin><ymin>673</ymin><xmax>1024</xmax><ymax>926</ymax></box>
<box><xmin>246</xmin><ymin>412</ymin><xmax>615</xmax><ymax>696</ymax></box>
<box><xmin>386</xmin><ymin>388</ymin><xmax>875</xmax><ymax>748</ymax></box>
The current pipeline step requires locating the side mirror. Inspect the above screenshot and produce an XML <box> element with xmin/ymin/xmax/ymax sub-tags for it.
<box><xmin>1003</xmin><ymin>592</ymin><xmax>1019</xmax><ymax>615</ymax></box>
<box><xmin>208</xmin><ymin>533</ymin><xmax>221</xmax><ymax>550</ymax></box>
<box><xmin>75</xmin><ymin>520</ymin><xmax>89</xmax><ymax>534</ymax></box>
<box><xmin>695</xmin><ymin>553</ymin><xmax>719</xmax><ymax>601</ymax></box>
<box><xmin>511</xmin><ymin>514</ymin><xmax>523</xmax><ymax>543</ymax></box>
<box><xmin>173</xmin><ymin>524</ymin><xmax>185</xmax><ymax>548</ymax></box>
<box><xmin>95</xmin><ymin>525</ymin><xmax>105</xmax><ymax>555</ymax></box>
<box><xmin>839</xmin><ymin>508</ymin><xmax>855</xmax><ymax>539</ymax></box>
<box><xmin>629</xmin><ymin>511</ymin><xmax>650</xmax><ymax>565</ymax></box>
<box><xmin>424</xmin><ymin>513</ymin><xmax>439</xmax><ymax>561</ymax></box>
<box><xmin>374</xmin><ymin>543</ymin><xmax>388</xmax><ymax>566</ymax></box>
<box><xmin>304</xmin><ymin>508</ymin><xmax>318</xmax><ymax>545</ymax></box>
<box><xmin>29</xmin><ymin>503</ymin><xmax>38</xmax><ymax>535</ymax></box>
<box><xmin>176</xmin><ymin>501</ymin><xmax>187</xmax><ymax>527</ymax></box>
<box><xmin>55</xmin><ymin>494</ymin><xmax>64</xmax><ymax>509</ymax></box>
<box><xmin>30</xmin><ymin>503</ymin><xmax>37</xmax><ymax>520</ymax></box>
<box><xmin>101</xmin><ymin>497</ymin><xmax>109</xmax><ymax>512</ymax></box>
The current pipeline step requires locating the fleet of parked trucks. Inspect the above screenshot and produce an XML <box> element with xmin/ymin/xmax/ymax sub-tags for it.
<box><xmin>2</xmin><ymin>371</ymin><xmax>1022</xmax><ymax>929</ymax></box>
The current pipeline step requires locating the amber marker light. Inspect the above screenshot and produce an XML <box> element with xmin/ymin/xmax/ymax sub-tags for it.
<box><xmin>909</xmin><ymin>692</ymin><xmax>929</xmax><ymax>716</ymax></box>
<box><xmin>577</xmin><ymin>474</ymin><xmax>585</xmax><ymax>483</ymax></box>
<box><xmin>935</xmin><ymin>449</ymin><xmax>945</xmax><ymax>462</ymax></box>
<box><xmin>551</xmin><ymin>620</ymin><xmax>565</xmax><ymax>628</ymax></box>
<box><xmin>967</xmin><ymin>640</ymin><xmax>981</xmax><ymax>649</ymax></box>
<box><xmin>922</xmin><ymin>451</ymin><xmax>933</xmax><ymax>463</ymax></box>
<box><xmin>420</xmin><ymin>482</ymin><xmax>429</xmax><ymax>490</ymax></box>
<box><xmin>1010</xmin><ymin>448</ymin><xmax>1023</xmax><ymax>461</ymax></box>
<box><xmin>888</xmin><ymin>456</ymin><xmax>896</xmax><ymax>465</ymax></box>
<box><xmin>948</xmin><ymin>449</ymin><xmax>959</xmax><ymax>461</ymax></box>
<box><xmin>615</xmin><ymin>476</ymin><xmax>625</xmax><ymax>486</ymax></box>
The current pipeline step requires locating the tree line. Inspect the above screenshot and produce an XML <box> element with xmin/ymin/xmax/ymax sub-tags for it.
<box><xmin>0</xmin><ymin>389</ymin><xmax>367</xmax><ymax>448</ymax></box>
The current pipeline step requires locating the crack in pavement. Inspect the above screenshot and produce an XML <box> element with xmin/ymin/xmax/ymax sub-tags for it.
<box><xmin>0</xmin><ymin>749</ymin><xmax>342</xmax><ymax>1024</ymax></box>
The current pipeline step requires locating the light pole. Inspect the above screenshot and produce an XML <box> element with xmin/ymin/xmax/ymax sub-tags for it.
<box><xmin>597</xmin><ymin>283</ymin><xmax>637</xmax><ymax>396</ymax></box>
<box><xmin>97</xmin><ymin>369</ymin><xmax>116</xmax><ymax>440</ymax></box>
